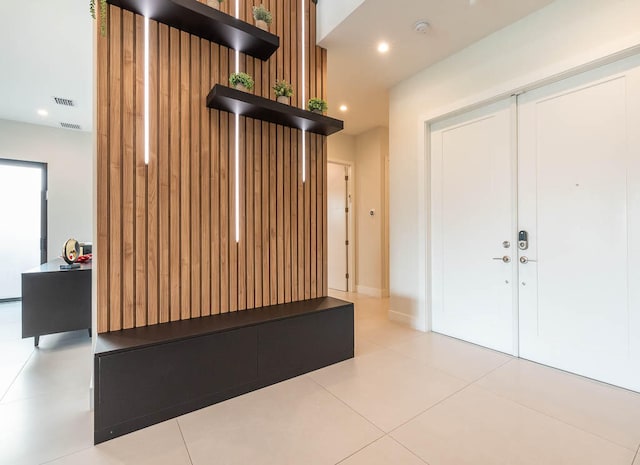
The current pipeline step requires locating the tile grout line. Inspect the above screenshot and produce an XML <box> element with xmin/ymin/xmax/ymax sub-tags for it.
<box><xmin>333</xmin><ymin>436</ymin><xmax>385</xmax><ymax>465</ymax></box>
<box><xmin>305</xmin><ymin>373</ymin><xmax>386</xmax><ymax>435</ymax></box>
<box><xmin>387</xmin><ymin>355</ymin><xmax>516</xmax><ymax>436</ymax></box>
<box><xmin>176</xmin><ymin>419</ymin><xmax>195</xmax><ymax>465</ymax></box>
<box><xmin>471</xmin><ymin>362</ymin><xmax>640</xmax><ymax>453</ymax></box>
<box><xmin>38</xmin><ymin>445</ymin><xmax>95</xmax><ymax>465</ymax></box>
<box><xmin>387</xmin><ymin>435</ymin><xmax>432</xmax><ymax>465</ymax></box>
<box><xmin>631</xmin><ymin>442</ymin><xmax>639</xmax><ymax>464</ymax></box>
<box><xmin>0</xmin><ymin>347</ymin><xmax>35</xmax><ymax>404</ymax></box>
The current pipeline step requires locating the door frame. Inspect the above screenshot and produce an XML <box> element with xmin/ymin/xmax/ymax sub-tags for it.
<box><xmin>327</xmin><ymin>159</ymin><xmax>355</xmax><ymax>292</ymax></box>
<box><xmin>0</xmin><ymin>158</ymin><xmax>48</xmax><ymax>302</ymax></box>
<box><xmin>416</xmin><ymin>44</ymin><xmax>640</xmax><ymax>335</ymax></box>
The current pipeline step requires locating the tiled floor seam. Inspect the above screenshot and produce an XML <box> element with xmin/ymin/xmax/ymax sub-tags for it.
<box><xmin>176</xmin><ymin>419</ymin><xmax>195</xmax><ymax>465</ymax></box>
<box><xmin>0</xmin><ymin>348</ymin><xmax>35</xmax><ymax>404</ymax></box>
<box><xmin>631</xmin><ymin>442</ymin><xmax>639</xmax><ymax>464</ymax></box>
<box><xmin>333</xmin><ymin>436</ymin><xmax>387</xmax><ymax>464</ymax></box>
<box><xmin>38</xmin><ymin>445</ymin><xmax>94</xmax><ymax>464</ymax></box>
<box><xmin>387</xmin><ymin>355</ymin><xmax>513</xmax><ymax>436</ymax></box>
<box><xmin>304</xmin><ymin>373</ymin><xmax>386</xmax><ymax>435</ymax></box>
<box><xmin>469</xmin><ymin>382</ymin><xmax>639</xmax><ymax>453</ymax></box>
<box><xmin>388</xmin><ymin>382</ymin><xmax>475</xmax><ymax>436</ymax></box>
<box><xmin>388</xmin><ymin>435</ymin><xmax>432</xmax><ymax>465</ymax></box>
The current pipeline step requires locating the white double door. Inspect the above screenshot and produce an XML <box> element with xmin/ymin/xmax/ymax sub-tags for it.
<box><xmin>430</xmin><ymin>54</ymin><xmax>640</xmax><ymax>391</ymax></box>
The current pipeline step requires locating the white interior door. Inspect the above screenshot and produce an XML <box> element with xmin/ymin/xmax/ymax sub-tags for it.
<box><xmin>327</xmin><ymin>162</ymin><xmax>348</xmax><ymax>292</ymax></box>
<box><xmin>518</xmin><ymin>55</ymin><xmax>640</xmax><ymax>391</ymax></box>
<box><xmin>430</xmin><ymin>99</ymin><xmax>517</xmax><ymax>354</ymax></box>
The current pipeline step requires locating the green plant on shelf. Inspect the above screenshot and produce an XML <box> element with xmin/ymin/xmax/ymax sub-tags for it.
<box><xmin>229</xmin><ymin>72</ymin><xmax>255</xmax><ymax>91</ymax></box>
<box><xmin>252</xmin><ymin>5</ymin><xmax>273</xmax><ymax>24</ymax></box>
<box><xmin>273</xmin><ymin>80</ymin><xmax>294</xmax><ymax>98</ymax></box>
<box><xmin>307</xmin><ymin>98</ymin><xmax>328</xmax><ymax>114</ymax></box>
<box><xmin>90</xmin><ymin>0</ymin><xmax>108</xmax><ymax>36</ymax></box>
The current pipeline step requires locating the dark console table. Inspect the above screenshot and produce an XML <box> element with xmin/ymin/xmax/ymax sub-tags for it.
<box><xmin>22</xmin><ymin>259</ymin><xmax>92</xmax><ymax>347</ymax></box>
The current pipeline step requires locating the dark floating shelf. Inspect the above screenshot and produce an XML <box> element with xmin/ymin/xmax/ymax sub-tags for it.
<box><xmin>206</xmin><ymin>85</ymin><xmax>344</xmax><ymax>136</ymax></box>
<box><xmin>106</xmin><ymin>0</ymin><xmax>279</xmax><ymax>61</ymax></box>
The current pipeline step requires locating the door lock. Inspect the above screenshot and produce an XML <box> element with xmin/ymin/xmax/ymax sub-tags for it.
<box><xmin>518</xmin><ymin>230</ymin><xmax>529</xmax><ymax>250</ymax></box>
<box><xmin>493</xmin><ymin>256</ymin><xmax>511</xmax><ymax>263</ymax></box>
<box><xmin>502</xmin><ymin>241</ymin><xmax>511</xmax><ymax>249</ymax></box>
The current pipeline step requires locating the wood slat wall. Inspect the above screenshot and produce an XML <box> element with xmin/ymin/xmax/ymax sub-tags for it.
<box><xmin>97</xmin><ymin>0</ymin><xmax>328</xmax><ymax>332</ymax></box>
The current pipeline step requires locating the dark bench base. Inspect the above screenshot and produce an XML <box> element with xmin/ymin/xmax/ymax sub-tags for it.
<box><xmin>94</xmin><ymin>297</ymin><xmax>354</xmax><ymax>444</ymax></box>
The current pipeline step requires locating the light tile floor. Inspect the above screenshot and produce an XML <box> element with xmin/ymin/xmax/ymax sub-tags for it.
<box><xmin>1</xmin><ymin>293</ymin><xmax>639</xmax><ymax>465</ymax></box>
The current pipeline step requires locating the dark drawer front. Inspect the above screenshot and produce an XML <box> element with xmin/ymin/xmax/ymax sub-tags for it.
<box><xmin>258</xmin><ymin>306</ymin><xmax>354</xmax><ymax>384</ymax></box>
<box><xmin>96</xmin><ymin>327</ymin><xmax>258</xmax><ymax>433</ymax></box>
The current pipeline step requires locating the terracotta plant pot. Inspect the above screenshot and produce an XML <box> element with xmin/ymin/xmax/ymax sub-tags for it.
<box><xmin>256</xmin><ymin>19</ymin><xmax>268</xmax><ymax>31</ymax></box>
<box><xmin>312</xmin><ymin>109</ymin><xmax>323</xmax><ymax>115</ymax></box>
<box><xmin>235</xmin><ymin>84</ymin><xmax>250</xmax><ymax>93</ymax></box>
<box><xmin>207</xmin><ymin>0</ymin><xmax>221</xmax><ymax>9</ymax></box>
<box><xmin>277</xmin><ymin>96</ymin><xmax>290</xmax><ymax>105</ymax></box>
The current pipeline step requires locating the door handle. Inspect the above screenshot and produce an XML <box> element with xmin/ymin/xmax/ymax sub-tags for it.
<box><xmin>519</xmin><ymin>256</ymin><xmax>537</xmax><ymax>264</ymax></box>
<box><xmin>493</xmin><ymin>256</ymin><xmax>511</xmax><ymax>263</ymax></box>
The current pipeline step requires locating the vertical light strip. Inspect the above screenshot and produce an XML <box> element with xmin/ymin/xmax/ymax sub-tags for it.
<box><xmin>234</xmin><ymin>1</ymin><xmax>240</xmax><ymax>242</ymax></box>
<box><xmin>301</xmin><ymin>0</ymin><xmax>306</xmax><ymax>183</ymax></box>
<box><xmin>144</xmin><ymin>16</ymin><xmax>150</xmax><ymax>165</ymax></box>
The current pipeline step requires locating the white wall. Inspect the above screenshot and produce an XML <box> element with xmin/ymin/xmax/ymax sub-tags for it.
<box><xmin>388</xmin><ymin>0</ymin><xmax>640</xmax><ymax>330</ymax></box>
<box><xmin>0</xmin><ymin>119</ymin><xmax>93</xmax><ymax>262</ymax></box>
<box><xmin>317</xmin><ymin>0</ymin><xmax>366</xmax><ymax>43</ymax></box>
<box><xmin>328</xmin><ymin>128</ymin><xmax>388</xmax><ymax>296</ymax></box>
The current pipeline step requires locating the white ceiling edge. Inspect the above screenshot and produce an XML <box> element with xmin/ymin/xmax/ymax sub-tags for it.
<box><xmin>317</xmin><ymin>0</ymin><xmax>366</xmax><ymax>43</ymax></box>
<box><xmin>0</xmin><ymin>0</ymin><xmax>93</xmax><ymax>133</ymax></box>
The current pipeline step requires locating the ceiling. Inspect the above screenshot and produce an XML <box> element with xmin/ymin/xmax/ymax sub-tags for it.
<box><xmin>0</xmin><ymin>0</ymin><xmax>555</xmax><ymax>135</ymax></box>
<box><xmin>0</xmin><ymin>0</ymin><xmax>93</xmax><ymax>132</ymax></box>
<box><xmin>319</xmin><ymin>0</ymin><xmax>555</xmax><ymax>135</ymax></box>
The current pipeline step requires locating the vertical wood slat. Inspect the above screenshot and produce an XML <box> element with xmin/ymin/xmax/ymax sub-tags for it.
<box><xmin>97</xmin><ymin>2</ymin><xmax>109</xmax><ymax>333</ymax></box>
<box><xmin>200</xmin><ymin>38</ymin><xmax>211</xmax><ymax>317</ymax></box>
<box><xmin>98</xmin><ymin>0</ymin><xmax>329</xmax><ymax>332</ymax></box>
<box><xmin>147</xmin><ymin>19</ymin><xmax>159</xmax><ymax>325</ymax></box>
<box><xmin>169</xmin><ymin>27</ymin><xmax>181</xmax><ymax>322</ymax></box>
<box><xmin>108</xmin><ymin>5</ymin><xmax>122</xmax><ymax>332</ymax></box>
<box><xmin>158</xmin><ymin>23</ymin><xmax>170</xmax><ymax>324</ymax></box>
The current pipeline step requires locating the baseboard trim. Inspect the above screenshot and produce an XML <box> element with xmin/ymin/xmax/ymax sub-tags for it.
<box><xmin>356</xmin><ymin>285</ymin><xmax>388</xmax><ymax>298</ymax></box>
<box><xmin>388</xmin><ymin>309</ymin><xmax>422</xmax><ymax>330</ymax></box>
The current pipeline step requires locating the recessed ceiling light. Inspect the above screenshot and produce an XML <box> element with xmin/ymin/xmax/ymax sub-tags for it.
<box><xmin>37</xmin><ymin>109</ymin><xmax>48</xmax><ymax>117</ymax></box>
<box><xmin>339</xmin><ymin>105</ymin><xmax>348</xmax><ymax>112</ymax></box>
<box><xmin>377</xmin><ymin>42</ymin><xmax>389</xmax><ymax>54</ymax></box>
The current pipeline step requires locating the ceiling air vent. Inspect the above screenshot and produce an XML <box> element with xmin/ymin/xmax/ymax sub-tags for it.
<box><xmin>60</xmin><ymin>122</ymin><xmax>81</xmax><ymax>130</ymax></box>
<box><xmin>54</xmin><ymin>97</ymin><xmax>75</xmax><ymax>107</ymax></box>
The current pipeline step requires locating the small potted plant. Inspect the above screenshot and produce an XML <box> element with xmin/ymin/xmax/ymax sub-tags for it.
<box><xmin>273</xmin><ymin>80</ymin><xmax>294</xmax><ymax>105</ymax></box>
<box><xmin>90</xmin><ymin>0</ymin><xmax>108</xmax><ymax>36</ymax></box>
<box><xmin>207</xmin><ymin>0</ymin><xmax>224</xmax><ymax>10</ymax></box>
<box><xmin>252</xmin><ymin>5</ymin><xmax>273</xmax><ymax>31</ymax></box>
<box><xmin>229</xmin><ymin>72</ymin><xmax>255</xmax><ymax>92</ymax></box>
<box><xmin>308</xmin><ymin>98</ymin><xmax>328</xmax><ymax>114</ymax></box>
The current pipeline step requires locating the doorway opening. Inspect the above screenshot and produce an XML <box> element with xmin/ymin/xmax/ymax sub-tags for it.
<box><xmin>327</xmin><ymin>161</ymin><xmax>353</xmax><ymax>292</ymax></box>
<box><xmin>0</xmin><ymin>159</ymin><xmax>47</xmax><ymax>301</ymax></box>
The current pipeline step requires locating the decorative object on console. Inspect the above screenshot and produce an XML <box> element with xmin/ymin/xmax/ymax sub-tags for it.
<box><xmin>61</xmin><ymin>239</ymin><xmax>81</xmax><ymax>270</ymax></box>
<box><xmin>308</xmin><ymin>97</ymin><xmax>328</xmax><ymax>114</ymax></box>
<box><xmin>252</xmin><ymin>4</ymin><xmax>272</xmax><ymax>31</ymax></box>
<box><xmin>273</xmin><ymin>80</ymin><xmax>294</xmax><ymax>104</ymax></box>
<box><xmin>229</xmin><ymin>72</ymin><xmax>255</xmax><ymax>92</ymax></box>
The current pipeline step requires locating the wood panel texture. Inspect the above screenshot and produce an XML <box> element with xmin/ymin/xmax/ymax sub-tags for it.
<box><xmin>97</xmin><ymin>0</ymin><xmax>328</xmax><ymax>332</ymax></box>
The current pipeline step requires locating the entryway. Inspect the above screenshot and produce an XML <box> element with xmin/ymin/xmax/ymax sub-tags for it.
<box><xmin>0</xmin><ymin>159</ymin><xmax>47</xmax><ymax>301</ymax></box>
<box><xmin>429</xmin><ymin>53</ymin><xmax>640</xmax><ymax>392</ymax></box>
